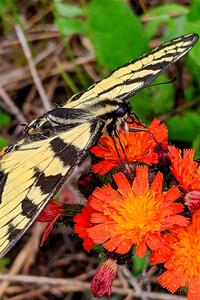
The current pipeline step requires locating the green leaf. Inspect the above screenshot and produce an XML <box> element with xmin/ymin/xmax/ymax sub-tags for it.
<box><xmin>0</xmin><ymin>0</ymin><xmax>10</xmax><ymax>10</ymax></box>
<box><xmin>187</xmin><ymin>0</ymin><xmax>200</xmax><ymax>22</ymax></box>
<box><xmin>184</xmin><ymin>21</ymin><xmax>200</xmax><ymax>67</ymax></box>
<box><xmin>0</xmin><ymin>257</ymin><xmax>10</xmax><ymax>272</ymax></box>
<box><xmin>130</xmin><ymin>74</ymin><xmax>174</xmax><ymax>122</ymax></box>
<box><xmin>161</xmin><ymin>15</ymin><xmax>187</xmax><ymax>41</ymax></box>
<box><xmin>167</xmin><ymin>112</ymin><xmax>200</xmax><ymax>143</ymax></box>
<box><xmin>185</xmin><ymin>20</ymin><xmax>200</xmax><ymax>40</ymax></box>
<box><xmin>184</xmin><ymin>86</ymin><xmax>196</xmax><ymax>102</ymax></box>
<box><xmin>144</xmin><ymin>4</ymin><xmax>188</xmax><ymax>39</ymax></box>
<box><xmin>53</xmin><ymin>2</ymin><xmax>83</xmax><ymax>18</ymax></box>
<box><xmin>87</xmin><ymin>0</ymin><xmax>148</xmax><ymax>69</ymax></box>
<box><xmin>129</xmin><ymin>89</ymin><xmax>152</xmax><ymax>123</ymax></box>
<box><xmin>192</xmin><ymin>135</ymin><xmax>200</xmax><ymax>159</ymax></box>
<box><xmin>0</xmin><ymin>136</ymin><xmax>8</xmax><ymax>149</ymax></box>
<box><xmin>147</xmin><ymin>75</ymin><xmax>175</xmax><ymax>114</ymax></box>
<box><xmin>144</xmin><ymin>15</ymin><xmax>169</xmax><ymax>40</ymax></box>
<box><xmin>55</xmin><ymin>17</ymin><xmax>86</xmax><ymax>36</ymax></box>
<box><xmin>186</xmin><ymin>55</ymin><xmax>200</xmax><ymax>90</ymax></box>
<box><xmin>0</xmin><ymin>111</ymin><xmax>11</xmax><ymax>127</ymax></box>
<box><xmin>145</xmin><ymin>4</ymin><xmax>188</xmax><ymax>16</ymax></box>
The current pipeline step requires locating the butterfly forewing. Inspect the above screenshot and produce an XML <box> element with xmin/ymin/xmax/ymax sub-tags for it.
<box><xmin>67</xmin><ymin>33</ymin><xmax>198</xmax><ymax>106</ymax></box>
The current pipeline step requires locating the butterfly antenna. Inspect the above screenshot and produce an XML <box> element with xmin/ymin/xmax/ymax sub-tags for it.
<box><xmin>148</xmin><ymin>77</ymin><xmax>177</xmax><ymax>88</ymax></box>
<box><xmin>127</xmin><ymin>112</ymin><xmax>161</xmax><ymax>146</ymax></box>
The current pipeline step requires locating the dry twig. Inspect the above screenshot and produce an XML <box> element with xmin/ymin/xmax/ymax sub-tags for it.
<box><xmin>159</xmin><ymin>97</ymin><xmax>200</xmax><ymax>122</ymax></box>
<box><xmin>0</xmin><ymin>274</ymin><xmax>187</xmax><ymax>300</ymax></box>
<box><xmin>0</xmin><ymin>229</ymin><xmax>35</xmax><ymax>296</ymax></box>
<box><xmin>121</xmin><ymin>266</ymin><xmax>149</xmax><ymax>300</ymax></box>
<box><xmin>22</xmin><ymin>224</ymin><xmax>45</xmax><ymax>274</ymax></box>
<box><xmin>0</xmin><ymin>32</ymin><xmax>60</xmax><ymax>50</ymax></box>
<box><xmin>6</xmin><ymin>287</ymin><xmax>49</xmax><ymax>300</ymax></box>
<box><xmin>15</xmin><ymin>24</ymin><xmax>52</xmax><ymax>111</ymax></box>
<box><xmin>0</xmin><ymin>53</ymin><xmax>95</xmax><ymax>92</ymax></box>
<box><xmin>0</xmin><ymin>87</ymin><xmax>27</xmax><ymax>124</ymax></box>
<box><xmin>0</xmin><ymin>224</ymin><xmax>44</xmax><ymax>298</ymax></box>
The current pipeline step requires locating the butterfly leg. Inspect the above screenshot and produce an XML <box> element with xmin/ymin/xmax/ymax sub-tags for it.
<box><xmin>128</xmin><ymin>121</ymin><xmax>160</xmax><ymax>147</ymax></box>
<box><xmin>107</xmin><ymin>119</ymin><xmax>134</xmax><ymax>173</ymax></box>
<box><xmin>113</xmin><ymin>127</ymin><xmax>129</xmax><ymax>162</ymax></box>
<box><xmin>125</xmin><ymin>112</ymin><xmax>160</xmax><ymax>145</ymax></box>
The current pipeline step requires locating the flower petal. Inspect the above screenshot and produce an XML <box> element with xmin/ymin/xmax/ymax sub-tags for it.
<box><xmin>136</xmin><ymin>239</ymin><xmax>147</xmax><ymax>257</ymax></box>
<box><xmin>151</xmin><ymin>171</ymin><xmax>163</xmax><ymax>193</ymax></box>
<box><xmin>133</xmin><ymin>165</ymin><xmax>149</xmax><ymax>195</ymax></box>
<box><xmin>158</xmin><ymin>270</ymin><xmax>187</xmax><ymax>293</ymax></box>
<box><xmin>113</xmin><ymin>172</ymin><xmax>131</xmax><ymax>191</ymax></box>
<box><xmin>188</xmin><ymin>277</ymin><xmax>200</xmax><ymax>300</ymax></box>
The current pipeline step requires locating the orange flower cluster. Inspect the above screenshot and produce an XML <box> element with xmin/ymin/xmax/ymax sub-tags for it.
<box><xmin>1</xmin><ymin>114</ymin><xmax>199</xmax><ymax>298</ymax></box>
<box><xmin>73</xmin><ymin>118</ymin><xmax>200</xmax><ymax>299</ymax></box>
<box><xmin>91</xmin><ymin>119</ymin><xmax>168</xmax><ymax>175</ymax></box>
<box><xmin>21</xmin><ymin>117</ymin><xmax>200</xmax><ymax>299</ymax></box>
<box><xmin>150</xmin><ymin>211</ymin><xmax>200</xmax><ymax>298</ymax></box>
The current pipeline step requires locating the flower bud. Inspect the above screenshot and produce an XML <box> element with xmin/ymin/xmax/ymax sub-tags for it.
<box><xmin>36</xmin><ymin>200</ymin><xmax>64</xmax><ymax>246</ymax></box>
<box><xmin>91</xmin><ymin>258</ymin><xmax>118</xmax><ymax>298</ymax></box>
<box><xmin>185</xmin><ymin>191</ymin><xmax>200</xmax><ymax>212</ymax></box>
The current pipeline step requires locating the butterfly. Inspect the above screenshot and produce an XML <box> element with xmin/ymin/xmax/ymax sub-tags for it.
<box><xmin>0</xmin><ymin>33</ymin><xmax>198</xmax><ymax>258</ymax></box>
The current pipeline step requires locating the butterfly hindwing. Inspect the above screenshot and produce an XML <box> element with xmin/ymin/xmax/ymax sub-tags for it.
<box><xmin>0</xmin><ymin>120</ymin><xmax>104</xmax><ymax>258</ymax></box>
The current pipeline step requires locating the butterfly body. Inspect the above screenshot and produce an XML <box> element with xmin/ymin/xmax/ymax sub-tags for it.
<box><xmin>0</xmin><ymin>33</ymin><xmax>198</xmax><ymax>258</ymax></box>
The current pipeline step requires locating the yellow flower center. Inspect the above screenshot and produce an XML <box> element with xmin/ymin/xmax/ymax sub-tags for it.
<box><xmin>172</xmin><ymin>227</ymin><xmax>200</xmax><ymax>278</ymax></box>
<box><xmin>111</xmin><ymin>190</ymin><xmax>161</xmax><ymax>242</ymax></box>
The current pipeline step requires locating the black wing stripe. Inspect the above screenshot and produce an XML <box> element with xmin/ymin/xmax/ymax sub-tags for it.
<box><xmin>0</xmin><ymin>185</ymin><xmax>33</xmax><ymax>212</ymax></box>
<box><xmin>50</xmin><ymin>138</ymin><xmax>79</xmax><ymax>167</ymax></box>
<box><xmin>1</xmin><ymin>124</ymin><xmax>90</xmax><ymax>195</ymax></box>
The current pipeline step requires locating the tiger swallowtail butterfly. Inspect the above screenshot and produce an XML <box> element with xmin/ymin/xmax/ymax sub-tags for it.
<box><xmin>0</xmin><ymin>33</ymin><xmax>198</xmax><ymax>258</ymax></box>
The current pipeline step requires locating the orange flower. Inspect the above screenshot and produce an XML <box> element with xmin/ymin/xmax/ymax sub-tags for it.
<box><xmin>91</xmin><ymin>119</ymin><xmax>168</xmax><ymax>175</ymax></box>
<box><xmin>168</xmin><ymin>146</ymin><xmax>200</xmax><ymax>192</ymax></box>
<box><xmin>150</xmin><ymin>211</ymin><xmax>200</xmax><ymax>299</ymax></box>
<box><xmin>74</xmin><ymin>166</ymin><xmax>188</xmax><ymax>256</ymax></box>
<box><xmin>74</xmin><ymin>205</ymin><xmax>95</xmax><ymax>252</ymax></box>
<box><xmin>91</xmin><ymin>258</ymin><xmax>118</xmax><ymax>298</ymax></box>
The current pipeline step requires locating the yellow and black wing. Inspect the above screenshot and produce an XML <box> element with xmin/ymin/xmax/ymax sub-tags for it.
<box><xmin>67</xmin><ymin>33</ymin><xmax>198</xmax><ymax>105</ymax></box>
<box><xmin>0</xmin><ymin>120</ymin><xmax>104</xmax><ymax>258</ymax></box>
